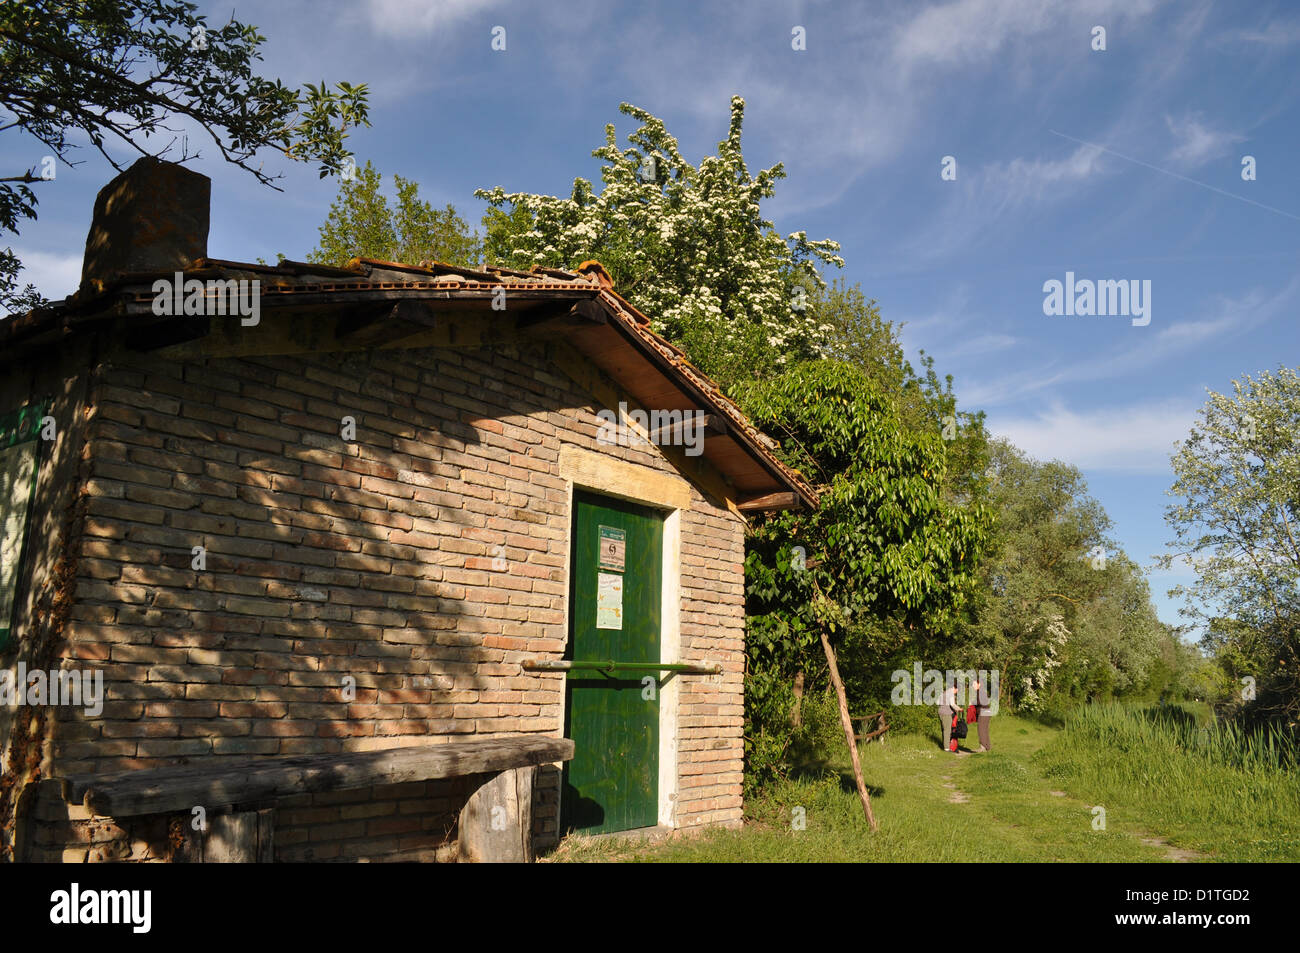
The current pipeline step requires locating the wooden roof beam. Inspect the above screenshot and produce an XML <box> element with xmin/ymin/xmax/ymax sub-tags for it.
<box><xmin>737</xmin><ymin>491</ymin><xmax>802</xmax><ymax>513</ymax></box>
<box><xmin>645</xmin><ymin>412</ymin><xmax>727</xmax><ymax>446</ymax></box>
<box><xmin>335</xmin><ymin>300</ymin><xmax>437</xmax><ymax>347</ymax></box>
<box><xmin>515</xmin><ymin>297</ymin><xmax>606</xmax><ymax>334</ymax></box>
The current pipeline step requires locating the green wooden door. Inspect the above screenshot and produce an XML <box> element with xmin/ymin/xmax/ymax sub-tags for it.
<box><xmin>562</xmin><ymin>490</ymin><xmax>663</xmax><ymax>834</ymax></box>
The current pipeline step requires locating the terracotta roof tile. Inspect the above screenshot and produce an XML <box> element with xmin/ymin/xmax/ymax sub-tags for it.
<box><xmin>0</xmin><ymin>256</ymin><xmax>815</xmax><ymax>509</ymax></box>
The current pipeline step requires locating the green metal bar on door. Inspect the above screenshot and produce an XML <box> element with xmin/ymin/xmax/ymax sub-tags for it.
<box><xmin>523</xmin><ymin>659</ymin><xmax>721</xmax><ymax>676</ymax></box>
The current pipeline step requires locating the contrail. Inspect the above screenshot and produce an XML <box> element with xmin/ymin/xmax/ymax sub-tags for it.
<box><xmin>1048</xmin><ymin>129</ymin><xmax>1300</xmax><ymax>223</ymax></box>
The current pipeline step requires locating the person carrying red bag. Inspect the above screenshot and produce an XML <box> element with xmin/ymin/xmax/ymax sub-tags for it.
<box><xmin>938</xmin><ymin>682</ymin><xmax>961</xmax><ymax>753</ymax></box>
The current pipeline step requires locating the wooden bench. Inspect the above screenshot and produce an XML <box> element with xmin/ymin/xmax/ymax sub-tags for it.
<box><xmin>60</xmin><ymin>735</ymin><xmax>574</xmax><ymax>863</ymax></box>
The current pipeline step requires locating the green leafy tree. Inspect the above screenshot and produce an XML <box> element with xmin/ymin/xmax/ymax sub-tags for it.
<box><xmin>738</xmin><ymin>361</ymin><xmax>992</xmax><ymax>826</ymax></box>
<box><xmin>481</xmin><ymin>202</ymin><xmax>534</xmax><ymax>267</ymax></box>
<box><xmin>811</xmin><ymin>282</ymin><xmax>919</xmax><ymax>416</ymax></box>
<box><xmin>1161</xmin><ymin>366</ymin><xmax>1300</xmax><ymax>726</ymax></box>
<box><xmin>0</xmin><ymin>0</ymin><xmax>370</xmax><ymax>311</ymax></box>
<box><xmin>308</xmin><ymin>160</ymin><xmax>481</xmax><ymax>268</ymax></box>
<box><xmin>1044</xmin><ymin>552</ymin><xmax>1166</xmax><ymax>706</ymax></box>
<box><xmin>476</xmin><ymin>97</ymin><xmax>844</xmax><ymax>387</ymax></box>
<box><xmin>965</xmin><ymin>439</ymin><xmax>1167</xmax><ymax>711</ymax></box>
<box><xmin>955</xmin><ymin>439</ymin><xmax>1171</xmax><ymax>714</ymax></box>
<box><xmin>811</xmin><ymin>280</ymin><xmax>990</xmax><ymax>505</ymax></box>
<box><xmin>1139</xmin><ymin>624</ymin><xmax>1215</xmax><ymax>704</ymax></box>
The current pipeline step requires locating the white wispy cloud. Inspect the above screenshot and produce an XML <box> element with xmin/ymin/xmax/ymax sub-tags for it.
<box><xmin>991</xmin><ymin>398</ymin><xmax>1196</xmax><ymax>472</ymax></box>
<box><xmin>953</xmin><ymin>332</ymin><xmax>1019</xmax><ymax>356</ymax></box>
<box><xmin>1165</xmin><ymin>112</ymin><xmax>1243</xmax><ymax>166</ymax></box>
<box><xmin>890</xmin><ymin>0</ymin><xmax>1056</xmax><ymax>70</ymax></box>
<box><xmin>976</xmin><ymin>142</ymin><xmax>1109</xmax><ymax>212</ymax></box>
<box><xmin>959</xmin><ymin>274</ymin><xmax>1297</xmax><ymax>408</ymax></box>
<box><xmin>360</xmin><ymin>0</ymin><xmax>507</xmax><ymax>37</ymax></box>
<box><xmin>890</xmin><ymin>141</ymin><xmax>1112</xmax><ymax>268</ymax></box>
<box><xmin>1218</xmin><ymin>18</ymin><xmax>1300</xmax><ymax>48</ymax></box>
<box><xmin>8</xmin><ymin>249</ymin><xmax>83</xmax><ymax>303</ymax></box>
<box><xmin>890</xmin><ymin>0</ymin><xmax>1162</xmax><ymax>73</ymax></box>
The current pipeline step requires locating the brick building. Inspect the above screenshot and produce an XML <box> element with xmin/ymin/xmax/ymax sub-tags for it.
<box><xmin>0</xmin><ymin>159</ymin><xmax>814</xmax><ymax>862</ymax></box>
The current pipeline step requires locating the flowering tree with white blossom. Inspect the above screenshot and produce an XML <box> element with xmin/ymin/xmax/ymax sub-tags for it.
<box><xmin>476</xmin><ymin>97</ymin><xmax>843</xmax><ymax>386</ymax></box>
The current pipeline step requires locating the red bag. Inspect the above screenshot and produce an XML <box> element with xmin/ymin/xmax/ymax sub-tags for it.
<box><xmin>967</xmin><ymin>704</ymin><xmax>978</xmax><ymax>724</ymax></box>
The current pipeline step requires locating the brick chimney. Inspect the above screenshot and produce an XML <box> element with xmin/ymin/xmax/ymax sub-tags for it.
<box><xmin>81</xmin><ymin>157</ymin><xmax>211</xmax><ymax>286</ymax></box>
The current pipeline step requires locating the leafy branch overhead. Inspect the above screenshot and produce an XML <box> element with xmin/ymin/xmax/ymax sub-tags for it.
<box><xmin>740</xmin><ymin>360</ymin><xmax>993</xmax><ymax>656</ymax></box>
<box><xmin>0</xmin><ymin>0</ymin><xmax>370</xmax><ymax>309</ymax></box>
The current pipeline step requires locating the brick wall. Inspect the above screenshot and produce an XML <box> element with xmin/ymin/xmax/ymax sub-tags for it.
<box><xmin>0</xmin><ymin>337</ymin><xmax>100</xmax><ymax>860</ymax></box>
<box><xmin>18</xmin><ymin>325</ymin><xmax>746</xmax><ymax>860</ymax></box>
<box><xmin>677</xmin><ymin>504</ymin><xmax>746</xmax><ymax>828</ymax></box>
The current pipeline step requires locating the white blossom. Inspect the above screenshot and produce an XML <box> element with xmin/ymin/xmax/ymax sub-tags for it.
<box><xmin>475</xmin><ymin>98</ymin><xmax>843</xmax><ymax>376</ymax></box>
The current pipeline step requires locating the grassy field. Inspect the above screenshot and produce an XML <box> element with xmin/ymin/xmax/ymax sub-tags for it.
<box><xmin>546</xmin><ymin>705</ymin><xmax>1300</xmax><ymax>862</ymax></box>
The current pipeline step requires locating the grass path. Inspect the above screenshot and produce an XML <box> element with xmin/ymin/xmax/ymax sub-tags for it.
<box><xmin>547</xmin><ymin>714</ymin><xmax>1220</xmax><ymax>862</ymax></box>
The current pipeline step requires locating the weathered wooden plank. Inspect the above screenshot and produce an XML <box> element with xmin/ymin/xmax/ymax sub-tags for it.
<box><xmin>737</xmin><ymin>491</ymin><xmax>800</xmax><ymax>512</ymax></box>
<box><xmin>203</xmin><ymin>809</ymin><xmax>273</xmax><ymax>863</ymax></box>
<box><xmin>646</xmin><ymin>413</ymin><xmax>726</xmax><ymax>446</ymax></box>
<box><xmin>557</xmin><ymin>443</ymin><xmax>693</xmax><ymax>511</ymax></box>
<box><xmin>458</xmin><ymin>765</ymin><xmax>536</xmax><ymax>863</ymax></box>
<box><xmin>125</xmin><ymin>315</ymin><xmax>210</xmax><ymax>351</ymax></box>
<box><xmin>64</xmin><ymin>736</ymin><xmax>573</xmax><ymax>818</ymax></box>
<box><xmin>256</xmin><ymin>807</ymin><xmax>274</xmax><ymax>862</ymax></box>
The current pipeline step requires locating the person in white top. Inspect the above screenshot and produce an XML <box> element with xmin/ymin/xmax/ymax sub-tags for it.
<box><xmin>973</xmin><ymin>676</ymin><xmax>995</xmax><ymax>752</ymax></box>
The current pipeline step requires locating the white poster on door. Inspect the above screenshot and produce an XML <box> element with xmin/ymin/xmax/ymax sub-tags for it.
<box><xmin>596</xmin><ymin>571</ymin><xmax>623</xmax><ymax>630</ymax></box>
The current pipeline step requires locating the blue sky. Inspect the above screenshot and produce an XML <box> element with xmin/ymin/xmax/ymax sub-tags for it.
<box><xmin>9</xmin><ymin>0</ymin><xmax>1300</xmax><ymax>629</ymax></box>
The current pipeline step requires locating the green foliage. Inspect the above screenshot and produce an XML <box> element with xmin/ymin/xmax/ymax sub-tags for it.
<box><xmin>1130</xmin><ymin>624</ymin><xmax>1213</xmax><ymax>704</ymax></box>
<box><xmin>810</xmin><ymin>281</ymin><xmax>992</xmax><ymax>543</ymax></box>
<box><xmin>739</xmin><ymin>360</ymin><xmax>991</xmax><ymax>638</ymax></box>
<box><xmin>476</xmin><ymin>97</ymin><xmax>843</xmax><ymax>389</ymax></box>
<box><xmin>1036</xmin><ymin>703</ymin><xmax>1300</xmax><ymax>859</ymax></box>
<box><xmin>743</xmin><ymin>660</ymin><xmax>799</xmax><ymax>791</ymax></box>
<box><xmin>557</xmin><ymin>714</ymin><xmax>1295</xmax><ymax>863</ymax></box>
<box><xmin>788</xmin><ymin>692</ymin><xmax>848</xmax><ymax>772</ymax></box>
<box><xmin>480</xmin><ymin>203</ymin><xmax>535</xmax><ymax>268</ymax></box>
<box><xmin>1160</xmin><ymin>366</ymin><xmax>1300</xmax><ymax>727</ymax></box>
<box><xmin>0</xmin><ymin>0</ymin><xmax>369</xmax><ymax>309</ymax></box>
<box><xmin>737</xmin><ymin>360</ymin><xmax>992</xmax><ymax>785</ymax></box>
<box><xmin>962</xmin><ymin>439</ymin><xmax>1167</xmax><ymax>711</ymax></box>
<box><xmin>309</xmin><ymin>161</ymin><xmax>481</xmax><ymax>268</ymax></box>
<box><xmin>879</xmin><ymin>697</ymin><xmax>937</xmax><ymax>736</ymax></box>
<box><xmin>0</xmin><ymin>251</ymin><xmax>44</xmax><ymax>313</ymax></box>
